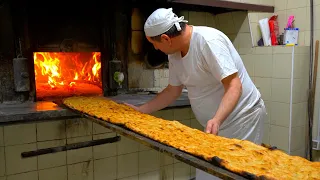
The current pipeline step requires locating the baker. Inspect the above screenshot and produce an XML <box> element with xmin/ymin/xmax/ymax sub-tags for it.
<box><xmin>126</xmin><ymin>8</ymin><xmax>267</xmax><ymax>180</ymax></box>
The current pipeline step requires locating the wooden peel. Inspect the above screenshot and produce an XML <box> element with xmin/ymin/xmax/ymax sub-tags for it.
<box><xmin>310</xmin><ymin>40</ymin><xmax>319</xmax><ymax>160</ymax></box>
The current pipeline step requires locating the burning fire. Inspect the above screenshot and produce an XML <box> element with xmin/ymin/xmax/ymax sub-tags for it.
<box><xmin>34</xmin><ymin>52</ymin><xmax>101</xmax><ymax>89</ymax></box>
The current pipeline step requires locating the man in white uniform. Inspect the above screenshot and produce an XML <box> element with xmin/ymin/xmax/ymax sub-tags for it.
<box><xmin>126</xmin><ymin>8</ymin><xmax>267</xmax><ymax>180</ymax></box>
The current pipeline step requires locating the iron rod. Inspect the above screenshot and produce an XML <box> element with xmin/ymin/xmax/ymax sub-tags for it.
<box><xmin>21</xmin><ymin>136</ymin><xmax>121</xmax><ymax>158</ymax></box>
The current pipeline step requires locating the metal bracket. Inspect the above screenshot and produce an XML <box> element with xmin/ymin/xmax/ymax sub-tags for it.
<box><xmin>21</xmin><ymin>135</ymin><xmax>121</xmax><ymax>158</ymax></box>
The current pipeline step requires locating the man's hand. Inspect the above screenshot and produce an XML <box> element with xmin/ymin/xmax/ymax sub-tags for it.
<box><xmin>205</xmin><ymin>118</ymin><xmax>222</xmax><ymax>135</ymax></box>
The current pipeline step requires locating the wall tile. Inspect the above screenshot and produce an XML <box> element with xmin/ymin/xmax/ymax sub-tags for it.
<box><xmin>37</xmin><ymin>139</ymin><xmax>66</xmax><ymax>169</ymax></box>
<box><xmin>286</xmin><ymin>7</ymin><xmax>308</xmax><ymax>31</ymax></box>
<box><xmin>161</xmin><ymin>110</ymin><xmax>174</xmax><ymax>120</ymax></box>
<box><xmin>272</xmin><ymin>54</ymin><xmax>292</xmax><ymax>78</ymax></box>
<box><xmin>260</xmin><ymin>0</ymin><xmax>274</xmax><ymax>6</ymax></box>
<box><xmin>248</xmin><ymin>12</ymin><xmax>259</xmax><ymax>23</ymax></box>
<box><xmin>269</xmin><ymin>125</ymin><xmax>289</xmax><ymax>151</ymax></box>
<box><xmin>139</xmin><ymin>170</ymin><xmax>160</xmax><ymax>180</ymax></box>
<box><xmin>67</xmin><ymin>136</ymin><xmax>93</xmax><ymax>164</ymax></box>
<box><xmin>139</xmin><ymin>150</ymin><xmax>160</xmax><ymax>174</ymax></box>
<box><xmin>254</xmin><ymin>78</ymin><xmax>272</xmax><ymax>101</ymax></box>
<box><xmin>6</xmin><ymin>171</ymin><xmax>38</xmax><ymax>180</ymax></box>
<box><xmin>262</xmin><ymin>123</ymin><xmax>270</xmax><ymax>145</ymax></box>
<box><xmin>258</xmin><ymin>13</ymin><xmax>274</xmax><ymax>21</ymax></box>
<box><xmin>232</xmin><ymin>11</ymin><xmax>250</xmax><ymax>33</ymax></box>
<box><xmin>191</xmin><ymin>118</ymin><xmax>204</xmax><ymax>131</ymax></box>
<box><xmin>39</xmin><ymin>166</ymin><xmax>67</xmax><ymax>180</ymax></box>
<box><xmin>270</xmin><ymin>102</ymin><xmax>290</xmax><ymax>127</ymax></box>
<box><xmin>216</xmin><ymin>13</ymin><xmax>236</xmax><ymax>34</ymax></box>
<box><xmin>273</xmin><ymin>46</ymin><xmax>293</xmax><ymax>54</ymax></box>
<box><xmin>293</xmin><ymin>54</ymin><xmax>310</xmax><ymax>79</ymax></box>
<box><xmin>160</xmin><ymin>153</ymin><xmax>173</xmax><ymax>166</ymax></box>
<box><xmin>315</xmin><ymin>5</ymin><xmax>320</xmax><ymax>30</ymax></box>
<box><xmin>94</xmin><ymin>156</ymin><xmax>117</xmax><ymax>180</ymax></box>
<box><xmin>250</xmin><ymin>22</ymin><xmax>261</xmax><ymax>46</ymax></box>
<box><xmin>241</xmin><ymin>54</ymin><xmax>254</xmax><ymax>77</ymax></box>
<box><xmin>287</xmin><ymin>0</ymin><xmax>307</xmax><ymax>9</ymax></box>
<box><xmin>0</xmin><ymin>127</ymin><xmax>3</xmax><ymax>146</ymax></box>
<box><xmin>173</xmin><ymin>108</ymin><xmax>191</xmax><ymax>121</ymax></box>
<box><xmin>298</xmin><ymin>31</ymin><xmax>306</xmax><ymax>46</ymax></box>
<box><xmin>4</xmin><ymin>124</ymin><xmax>36</xmax><ymax>146</ymax></box>
<box><xmin>37</xmin><ymin>120</ymin><xmax>66</xmax><ymax>141</ymax></box>
<box><xmin>117</xmin><ymin>136</ymin><xmax>139</xmax><ymax>155</ymax></box>
<box><xmin>304</xmin><ymin>31</ymin><xmax>311</xmax><ymax>45</ymax></box>
<box><xmin>5</xmin><ymin>143</ymin><xmax>37</xmax><ymax>175</ymax></box>
<box><xmin>242</xmin><ymin>0</ymin><xmax>260</xmax><ymax>4</ymax></box>
<box><xmin>191</xmin><ymin>166</ymin><xmax>196</xmax><ymax>178</ymax></box>
<box><xmin>117</xmin><ymin>153</ymin><xmax>139</xmax><ymax>179</ymax></box>
<box><xmin>238</xmin><ymin>33</ymin><xmax>253</xmax><ymax>48</ymax></box>
<box><xmin>188</xmin><ymin>11</ymin><xmax>206</xmax><ymax>26</ymax></box>
<box><xmin>275</xmin><ymin>0</ymin><xmax>287</xmax><ymax>11</ymax></box>
<box><xmin>292</xmin><ymin>103</ymin><xmax>308</xmax><ymax>127</ymax></box>
<box><xmin>271</xmin><ymin>79</ymin><xmax>291</xmax><ymax>103</ymax></box>
<box><xmin>139</xmin><ymin>143</ymin><xmax>151</xmax><ymax>151</ymax></box>
<box><xmin>0</xmin><ymin>177</ymin><xmax>4</xmax><ymax>180</ymax></box>
<box><xmin>93</xmin><ymin>133</ymin><xmax>117</xmax><ymax>159</ymax></box>
<box><xmin>68</xmin><ymin>161</ymin><xmax>93</xmax><ymax>180</ymax></box>
<box><xmin>254</xmin><ymin>54</ymin><xmax>273</xmax><ymax>77</ymax></box>
<box><xmin>66</xmin><ymin>118</ymin><xmax>92</xmax><ymax>138</ymax></box>
<box><xmin>161</xmin><ymin>164</ymin><xmax>174</xmax><ymax>180</ymax></box>
<box><xmin>254</xmin><ymin>47</ymin><xmax>273</xmax><ymax>54</ymax></box>
<box><xmin>275</xmin><ymin>10</ymin><xmax>287</xmax><ymax>34</ymax></box>
<box><xmin>179</xmin><ymin>11</ymin><xmax>189</xmax><ymax>21</ymax></box>
<box><xmin>264</xmin><ymin>101</ymin><xmax>271</xmax><ymax>124</ymax></box>
<box><xmin>154</xmin><ymin>78</ymin><xmax>160</xmax><ymax>87</ymax></box>
<box><xmin>292</xmin><ymin>79</ymin><xmax>309</xmax><ymax>103</ymax></box>
<box><xmin>290</xmin><ymin>126</ymin><xmax>306</xmax><ymax>151</ymax></box>
<box><xmin>93</xmin><ymin>122</ymin><xmax>112</xmax><ymax>134</ymax></box>
<box><xmin>118</xmin><ymin>176</ymin><xmax>138</xmax><ymax>180</ymax></box>
<box><xmin>173</xmin><ymin>163</ymin><xmax>191</xmax><ymax>180</ymax></box>
<box><xmin>0</xmin><ymin>147</ymin><xmax>4</xmax><ymax>177</ymax></box>
<box><xmin>205</xmin><ymin>12</ymin><xmax>217</xmax><ymax>28</ymax></box>
<box><xmin>159</xmin><ymin>78</ymin><xmax>168</xmax><ymax>88</ymax></box>
<box><xmin>290</xmin><ymin>148</ymin><xmax>306</xmax><ymax>158</ymax></box>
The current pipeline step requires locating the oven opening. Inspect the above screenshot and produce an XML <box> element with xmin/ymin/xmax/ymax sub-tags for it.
<box><xmin>33</xmin><ymin>52</ymin><xmax>102</xmax><ymax>101</ymax></box>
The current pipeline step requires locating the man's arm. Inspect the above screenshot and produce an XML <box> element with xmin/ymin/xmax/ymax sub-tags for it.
<box><xmin>205</xmin><ymin>72</ymin><xmax>242</xmax><ymax>134</ymax></box>
<box><xmin>126</xmin><ymin>84</ymin><xmax>184</xmax><ymax>114</ymax></box>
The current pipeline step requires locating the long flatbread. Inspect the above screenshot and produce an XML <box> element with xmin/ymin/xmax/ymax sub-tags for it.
<box><xmin>63</xmin><ymin>96</ymin><xmax>320</xmax><ymax>180</ymax></box>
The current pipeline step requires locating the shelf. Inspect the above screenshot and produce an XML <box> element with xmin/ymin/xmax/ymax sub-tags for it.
<box><xmin>168</xmin><ymin>0</ymin><xmax>274</xmax><ymax>14</ymax></box>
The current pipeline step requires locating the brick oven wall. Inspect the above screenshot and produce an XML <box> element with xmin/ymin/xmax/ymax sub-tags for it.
<box><xmin>0</xmin><ymin>3</ymin><xmax>20</xmax><ymax>103</ymax></box>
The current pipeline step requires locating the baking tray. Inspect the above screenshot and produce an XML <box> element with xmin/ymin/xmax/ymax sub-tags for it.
<box><xmin>54</xmin><ymin>100</ymin><xmax>248</xmax><ymax>180</ymax></box>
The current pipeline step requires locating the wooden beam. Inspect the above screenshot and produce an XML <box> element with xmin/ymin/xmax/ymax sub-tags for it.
<box><xmin>169</xmin><ymin>0</ymin><xmax>274</xmax><ymax>13</ymax></box>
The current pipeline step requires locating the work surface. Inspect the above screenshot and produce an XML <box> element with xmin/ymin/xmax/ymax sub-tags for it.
<box><xmin>0</xmin><ymin>93</ymin><xmax>190</xmax><ymax>125</ymax></box>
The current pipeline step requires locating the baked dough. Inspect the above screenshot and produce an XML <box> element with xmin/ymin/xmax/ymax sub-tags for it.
<box><xmin>63</xmin><ymin>96</ymin><xmax>320</xmax><ymax>180</ymax></box>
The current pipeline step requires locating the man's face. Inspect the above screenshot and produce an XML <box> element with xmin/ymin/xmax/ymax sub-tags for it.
<box><xmin>146</xmin><ymin>36</ymin><xmax>177</xmax><ymax>55</ymax></box>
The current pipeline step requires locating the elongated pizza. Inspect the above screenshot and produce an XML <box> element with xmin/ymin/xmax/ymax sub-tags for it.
<box><xmin>63</xmin><ymin>96</ymin><xmax>320</xmax><ymax>180</ymax></box>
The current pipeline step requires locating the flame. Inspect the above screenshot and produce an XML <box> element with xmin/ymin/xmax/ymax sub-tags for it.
<box><xmin>34</xmin><ymin>52</ymin><xmax>101</xmax><ymax>90</ymax></box>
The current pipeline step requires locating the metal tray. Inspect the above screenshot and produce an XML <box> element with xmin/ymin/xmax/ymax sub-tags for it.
<box><xmin>54</xmin><ymin>100</ymin><xmax>248</xmax><ymax>180</ymax></box>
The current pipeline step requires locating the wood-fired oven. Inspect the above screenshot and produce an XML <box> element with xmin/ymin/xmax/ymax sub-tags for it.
<box><xmin>9</xmin><ymin>0</ymin><xmax>132</xmax><ymax>102</ymax></box>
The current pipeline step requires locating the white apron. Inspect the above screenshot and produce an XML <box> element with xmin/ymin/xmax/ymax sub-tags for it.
<box><xmin>194</xmin><ymin>99</ymin><xmax>266</xmax><ymax>180</ymax></box>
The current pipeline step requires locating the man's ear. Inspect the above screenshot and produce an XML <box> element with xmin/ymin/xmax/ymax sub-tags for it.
<box><xmin>161</xmin><ymin>34</ymin><xmax>171</xmax><ymax>44</ymax></box>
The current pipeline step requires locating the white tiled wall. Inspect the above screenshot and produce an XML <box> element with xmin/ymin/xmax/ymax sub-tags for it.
<box><xmin>241</xmin><ymin>45</ymin><xmax>310</xmax><ymax>156</ymax></box>
<box><xmin>0</xmin><ymin>107</ymin><xmax>203</xmax><ymax>180</ymax></box>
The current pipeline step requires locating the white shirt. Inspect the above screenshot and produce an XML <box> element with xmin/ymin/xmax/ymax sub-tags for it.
<box><xmin>168</xmin><ymin>26</ymin><xmax>261</xmax><ymax>132</ymax></box>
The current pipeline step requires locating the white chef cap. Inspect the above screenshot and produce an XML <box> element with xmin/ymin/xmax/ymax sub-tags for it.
<box><xmin>144</xmin><ymin>8</ymin><xmax>188</xmax><ymax>37</ymax></box>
